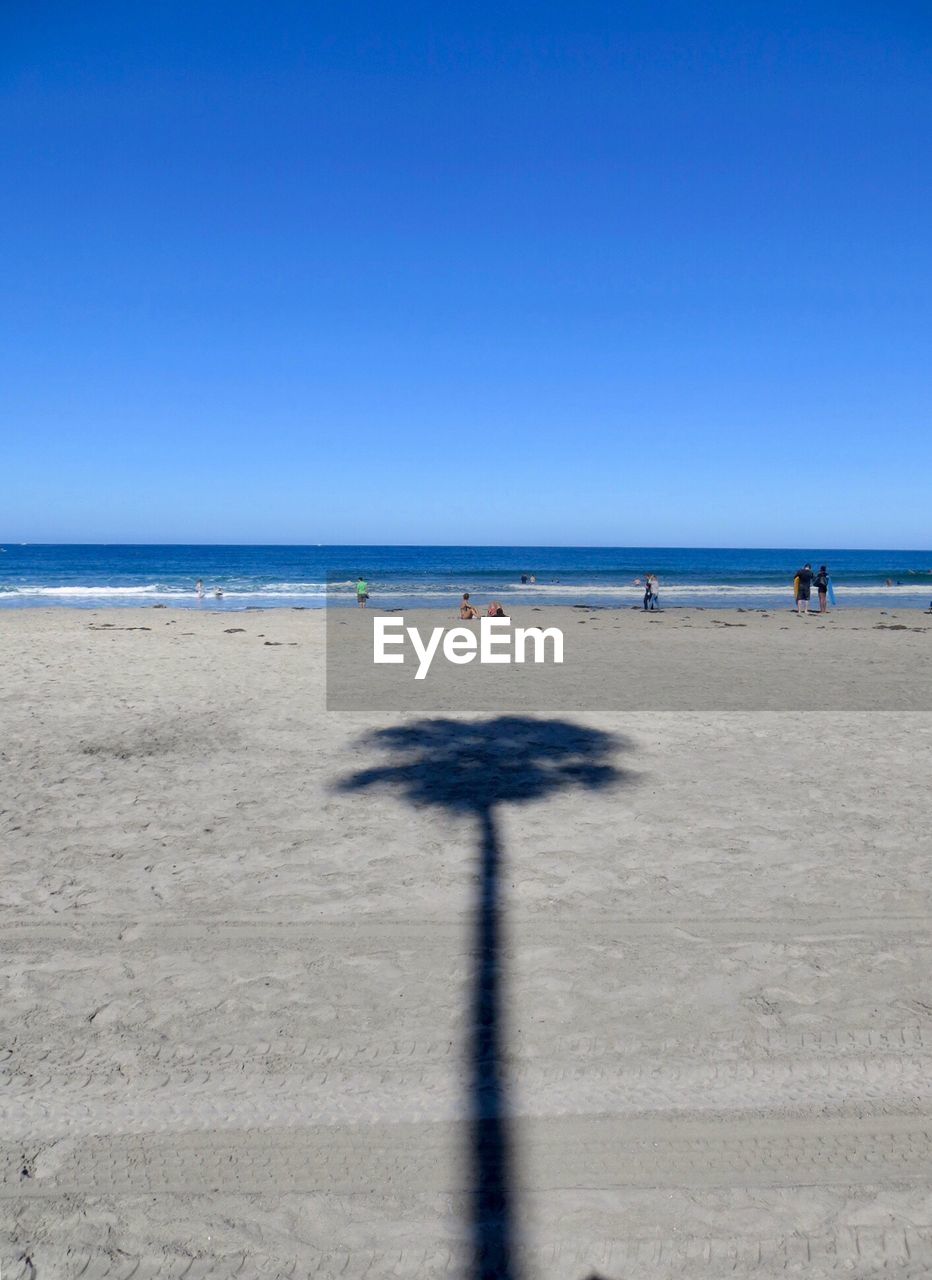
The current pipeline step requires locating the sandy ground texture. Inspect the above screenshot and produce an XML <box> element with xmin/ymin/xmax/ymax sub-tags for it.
<box><xmin>2</xmin><ymin>606</ymin><xmax>932</xmax><ymax>1279</ymax></box>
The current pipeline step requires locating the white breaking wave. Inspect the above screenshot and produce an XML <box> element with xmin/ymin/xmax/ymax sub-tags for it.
<box><xmin>4</xmin><ymin>584</ymin><xmax>168</xmax><ymax>597</ymax></box>
<box><xmin>1</xmin><ymin>585</ymin><xmax>329</xmax><ymax>598</ymax></box>
<box><xmin>504</xmin><ymin>582</ymin><xmax>928</xmax><ymax>597</ymax></box>
<box><xmin>259</xmin><ymin>581</ymin><xmax>348</xmax><ymax>591</ymax></box>
<box><xmin>2</xmin><ymin>581</ymin><xmax>928</xmax><ymax>605</ymax></box>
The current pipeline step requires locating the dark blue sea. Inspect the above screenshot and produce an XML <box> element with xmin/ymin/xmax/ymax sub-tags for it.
<box><xmin>1</xmin><ymin>545</ymin><xmax>931</xmax><ymax>610</ymax></box>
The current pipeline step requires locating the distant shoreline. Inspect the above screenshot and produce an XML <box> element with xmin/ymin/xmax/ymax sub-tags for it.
<box><xmin>3</xmin><ymin>592</ymin><xmax>932</xmax><ymax>612</ymax></box>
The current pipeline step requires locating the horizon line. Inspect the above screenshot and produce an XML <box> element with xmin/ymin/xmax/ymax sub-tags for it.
<box><xmin>3</xmin><ymin>541</ymin><xmax>931</xmax><ymax>554</ymax></box>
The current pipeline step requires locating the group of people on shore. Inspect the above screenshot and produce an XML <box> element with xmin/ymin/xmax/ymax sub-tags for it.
<box><xmin>460</xmin><ymin>593</ymin><xmax>507</xmax><ymax>619</ymax></box>
<box><xmin>354</xmin><ymin>574</ymin><xmax>507</xmax><ymax>618</ymax></box>
<box><xmin>794</xmin><ymin>564</ymin><xmax>831</xmax><ymax>615</ymax></box>
<box><xmin>636</xmin><ymin>573</ymin><xmax>660</xmax><ymax>611</ymax></box>
<box><xmin>350</xmin><ymin>568</ymin><xmax>836</xmax><ymax>615</ymax></box>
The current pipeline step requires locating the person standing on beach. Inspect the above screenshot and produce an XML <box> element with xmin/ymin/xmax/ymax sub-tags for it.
<box><xmin>195</xmin><ymin>579</ymin><xmax>204</xmax><ymax>598</ymax></box>
<box><xmin>795</xmin><ymin>563</ymin><xmax>814</xmax><ymax>615</ymax></box>
<box><xmin>814</xmin><ymin>565</ymin><xmax>829</xmax><ymax>613</ymax></box>
<box><xmin>356</xmin><ymin>577</ymin><xmax>369</xmax><ymax>607</ymax></box>
<box><xmin>643</xmin><ymin>573</ymin><xmax>658</xmax><ymax>611</ymax></box>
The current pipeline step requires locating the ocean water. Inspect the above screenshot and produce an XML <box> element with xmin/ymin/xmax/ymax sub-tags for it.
<box><xmin>2</xmin><ymin>545</ymin><xmax>931</xmax><ymax>611</ymax></box>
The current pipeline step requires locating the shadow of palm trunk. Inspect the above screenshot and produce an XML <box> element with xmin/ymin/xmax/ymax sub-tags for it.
<box><xmin>336</xmin><ymin>718</ymin><xmax>631</xmax><ymax>1280</ymax></box>
<box><xmin>471</xmin><ymin>804</ymin><xmax>518</xmax><ymax>1280</ymax></box>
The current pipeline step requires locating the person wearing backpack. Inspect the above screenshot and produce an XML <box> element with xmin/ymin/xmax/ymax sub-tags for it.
<box><xmin>795</xmin><ymin>564</ymin><xmax>814</xmax><ymax>615</ymax></box>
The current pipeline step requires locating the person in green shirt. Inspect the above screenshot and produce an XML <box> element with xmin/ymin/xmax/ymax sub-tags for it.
<box><xmin>356</xmin><ymin>577</ymin><xmax>369</xmax><ymax>607</ymax></box>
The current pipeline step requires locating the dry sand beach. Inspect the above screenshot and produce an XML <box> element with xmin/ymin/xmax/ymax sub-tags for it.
<box><xmin>2</xmin><ymin>606</ymin><xmax>932</xmax><ymax>1278</ymax></box>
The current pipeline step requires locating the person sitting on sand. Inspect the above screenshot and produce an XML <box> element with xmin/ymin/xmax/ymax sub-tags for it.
<box><xmin>460</xmin><ymin>593</ymin><xmax>481</xmax><ymax>620</ymax></box>
<box><xmin>486</xmin><ymin>601</ymin><xmax>507</xmax><ymax>617</ymax></box>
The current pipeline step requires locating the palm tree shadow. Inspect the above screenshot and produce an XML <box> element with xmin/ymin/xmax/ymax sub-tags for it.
<box><xmin>339</xmin><ymin>717</ymin><xmax>633</xmax><ymax>1280</ymax></box>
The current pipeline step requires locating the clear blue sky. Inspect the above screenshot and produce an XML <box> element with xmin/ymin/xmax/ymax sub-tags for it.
<box><xmin>3</xmin><ymin>1</ymin><xmax>930</xmax><ymax>546</ymax></box>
